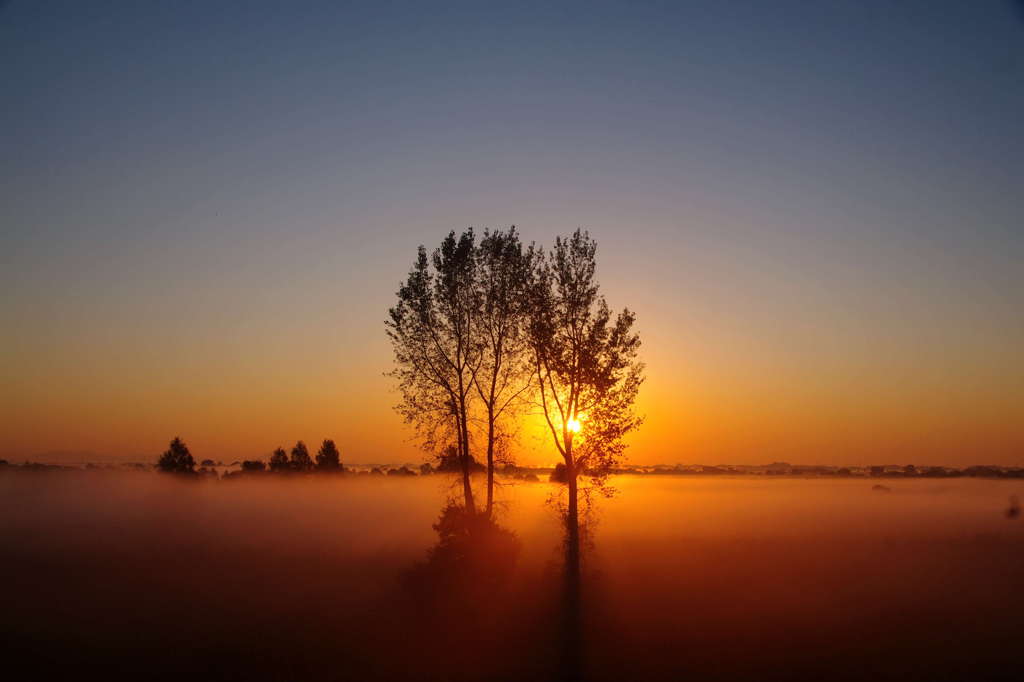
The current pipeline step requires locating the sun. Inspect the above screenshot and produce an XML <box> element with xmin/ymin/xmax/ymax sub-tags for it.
<box><xmin>567</xmin><ymin>413</ymin><xmax>586</xmax><ymax>434</ymax></box>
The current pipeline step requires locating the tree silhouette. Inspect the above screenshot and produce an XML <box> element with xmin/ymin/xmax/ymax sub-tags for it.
<box><xmin>290</xmin><ymin>440</ymin><xmax>313</xmax><ymax>471</ymax></box>
<box><xmin>387</xmin><ymin>230</ymin><xmax>482</xmax><ymax>513</ymax></box>
<box><xmin>316</xmin><ymin>439</ymin><xmax>341</xmax><ymax>471</ymax></box>
<box><xmin>527</xmin><ymin>229</ymin><xmax>644</xmax><ymax>583</ymax></box>
<box><xmin>156</xmin><ymin>437</ymin><xmax>196</xmax><ymax>474</ymax></box>
<box><xmin>269</xmin><ymin>447</ymin><xmax>289</xmax><ymax>472</ymax></box>
<box><xmin>473</xmin><ymin>227</ymin><xmax>535</xmax><ymax>516</ymax></box>
<box><xmin>388</xmin><ymin>227</ymin><xmax>640</xmax><ymax>529</ymax></box>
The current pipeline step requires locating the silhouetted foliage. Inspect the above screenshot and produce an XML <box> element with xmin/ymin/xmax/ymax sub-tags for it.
<box><xmin>290</xmin><ymin>440</ymin><xmax>313</xmax><ymax>471</ymax></box>
<box><xmin>527</xmin><ymin>229</ymin><xmax>643</xmax><ymax>586</ymax></box>
<box><xmin>156</xmin><ymin>437</ymin><xmax>195</xmax><ymax>474</ymax></box>
<box><xmin>316</xmin><ymin>439</ymin><xmax>341</xmax><ymax>471</ymax></box>
<box><xmin>388</xmin><ymin>227</ymin><xmax>642</xmax><ymax>536</ymax></box>
<box><xmin>528</xmin><ymin>230</ymin><xmax>644</xmax><ymax>485</ymax></box>
<box><xmin>473</xmin><ymin>227</ymin><xmax>536</xmax><ymax>515</ymax></box>
<box><xmin>269</xmin><ymin>447</ymin><xmax>289</xmax><ymax>472</ymax></box>
<box><xmin>387</xmin><ymin>230</ymin><xmax>483</xmax><ymax>513</ymax></box>
<box><xmin>388</xmin><ymin>228</ymin><xmax>537</xmax><ymax>517</ymax></box>
<box><xmin>241</xmin><ymin>460</ymin><xmax>266</xmax><ymax>472</ymax></box>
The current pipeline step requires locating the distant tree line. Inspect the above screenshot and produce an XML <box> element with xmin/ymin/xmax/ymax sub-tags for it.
<box><xmin>156</xmin><ymin>437</ymin><xmax>344</xmax><ymax>476</ymax></box>
<box><xmin>12</xmin><ymin>442</ymin><xmax>1023</xmax><ymax>482</ymax></box>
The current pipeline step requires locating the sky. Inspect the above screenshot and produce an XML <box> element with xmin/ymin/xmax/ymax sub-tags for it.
<box><xmin>2</xmin><ymin>0</ymin><xmax>1022</xmax><ymax>466</ymax></box>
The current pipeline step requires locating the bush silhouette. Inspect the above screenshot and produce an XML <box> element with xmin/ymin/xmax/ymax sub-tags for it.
<box><xmin>437</xmin><ymin>446</ymin><xmax>485</xmax><ymax>474</ymax></box>
<box><xmin>550</xmin><ymin>462</ymin><xmax>568</xmax><ymax>483</ymax></box>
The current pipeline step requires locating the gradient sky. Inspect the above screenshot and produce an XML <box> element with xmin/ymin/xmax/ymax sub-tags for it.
<box><xmin>2</xmin><ymin>0</ymin><xmax>1022</xmax><ymax>466</ymax></box>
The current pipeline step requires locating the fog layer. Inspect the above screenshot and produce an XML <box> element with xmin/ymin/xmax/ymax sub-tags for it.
<box><xmin>2</xmin><ymin>473</ymin><xmax>1021</xmax><ymax>680</ymax></box>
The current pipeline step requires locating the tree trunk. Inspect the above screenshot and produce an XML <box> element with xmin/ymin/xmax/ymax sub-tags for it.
<box><xmin>458</xmin><ymin>398</ymin><xmax>476</xmax><ymax>514</ymax></box>
<box><xmin>485</xmin><ymin>407</ymin><xmax>495</xmax><ymax>517</ymax></box>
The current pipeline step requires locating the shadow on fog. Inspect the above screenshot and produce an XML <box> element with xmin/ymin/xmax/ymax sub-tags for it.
<box><xmin>404</xmin><ymin>501</ymin><xmax>521</xmax><ymax>616</ymax></box>
<box><xmin>401</xmin><ymin>498</ymin><xmax>592</xmax><ymax>682</ymax></box>
<box><xmin>560</xmin><ymin>509</ymin><xmax>585</xmax><ymax>682</ymax></box>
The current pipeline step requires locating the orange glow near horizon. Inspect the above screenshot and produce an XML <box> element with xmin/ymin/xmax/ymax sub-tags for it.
<box><xmin>2</xmin><ymin>313</ymin><xmax>1023</xmax><ymax>468</ymax></box>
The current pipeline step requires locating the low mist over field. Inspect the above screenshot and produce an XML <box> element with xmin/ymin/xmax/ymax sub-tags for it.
<box><xmin>3</xmin><ymin>472</ymin><xmax>1021</xmax><ymax>681</ymax></box>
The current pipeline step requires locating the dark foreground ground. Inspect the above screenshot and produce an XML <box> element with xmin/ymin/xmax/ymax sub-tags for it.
<box><xmin>2</xmin><ymin>471</ymin><xmax>1022</xmax><ymax>681</ymax></box>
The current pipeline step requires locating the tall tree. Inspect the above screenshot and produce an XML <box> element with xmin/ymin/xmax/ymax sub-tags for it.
<box><xmin>269</xmin><ymin>446</ymin><xmax>289</xmax><ymax>472</ymax></box>
<box><xmin>473</xmin><ymin>227</ymin><xmax>535</xmax><ymax>516</ymax></box>
<box><xmin>527</xmin><ymin>229</ymin><xmax>644</xmax><ymax>581</ymax></box>
<box><xmin>316</xmin><ymin>439</ymin><xmax>341</xmax><ymax>471</ymax></box>
<box><xmin>290</xmin><ymin>440</ymin><xmax>313</xmax><ymax>471</ymax></box>
<box><xmin>157</xmin><ymin>436</ymin><xmax>196</xmax><ymax>474</ymax></box>
<box><xmin>387</xmin><ymin>231</ymin><xmax>482</xmax><ymax>513</ymax></box>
